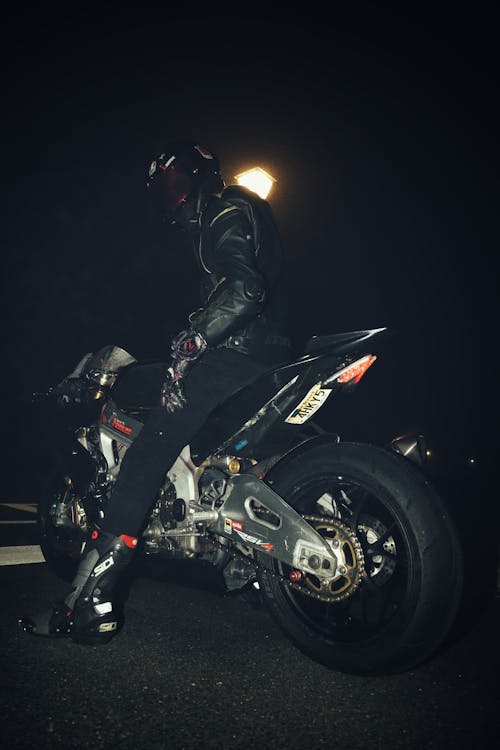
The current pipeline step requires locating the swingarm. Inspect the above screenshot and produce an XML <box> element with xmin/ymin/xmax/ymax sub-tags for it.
<box><xmin>210</xmin><ymin>474</ymin><xmax>339</xmax><ymax>579</ymax></box>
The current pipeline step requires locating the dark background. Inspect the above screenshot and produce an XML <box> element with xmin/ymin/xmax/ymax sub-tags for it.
<box><xmin>1</xmin><ymin>7</ymin><xmax>497</xmax><ymax>496</ymax></box>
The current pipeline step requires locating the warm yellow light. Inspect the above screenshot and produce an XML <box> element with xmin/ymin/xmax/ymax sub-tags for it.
<box><xmin>234</xmin><ymin>167</ymin><xmax>276</xmax><ymax>199</ymax></box>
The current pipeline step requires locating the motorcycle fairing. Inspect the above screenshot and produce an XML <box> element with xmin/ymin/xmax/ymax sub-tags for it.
<box><xmin>99</xmin><ymin>403</ymin><xmax>144</xmax><ymax>441</ymax></box>
<box><xmin>191</xmin><ymin>327</ymin><xmax>388</xmax><ymax>464</ymax></box>
<box><xmin>212</xmin><ymin>473</ymin><xmax>339</xmax><ymax>579</ymax></box>
<box><xmin>97</xmin><ymin>403</ymin><xmax>144</xmax><ymax>479</ymax></box>
<box><xmin>302</xmin><ymin>327</ymin><xmax>388</xmax><ymax>355</ymax></box>
<box><xmin>93</xmin><ymin>327</ymin><xmax>387</xmax><ymax>483</ymax></box>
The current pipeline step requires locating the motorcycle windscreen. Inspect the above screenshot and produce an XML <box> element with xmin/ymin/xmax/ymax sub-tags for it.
<box><xmin>86</xmin><ymin>346</ymin><xmax>137</xmax><ymax>374</ymax></box>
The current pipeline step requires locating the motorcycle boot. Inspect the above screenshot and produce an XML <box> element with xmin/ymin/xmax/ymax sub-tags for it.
<box><xmin>19</xmin><ymin>527</ymin><xmax>138</xmax><ymax>644</ymax></box>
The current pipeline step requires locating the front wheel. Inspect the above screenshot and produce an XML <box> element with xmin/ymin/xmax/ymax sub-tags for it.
<box><xmin>255</xmin><ymin>441</ymin><xmax>463</xmax><ymax>675</ymax></box>
<box><xmin>38</xmin><ymin>477</ymin><xmax>87</xmax><ymax>581</ymax></box>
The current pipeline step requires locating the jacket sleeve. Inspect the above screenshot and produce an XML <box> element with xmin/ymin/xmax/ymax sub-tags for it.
<box><xmin>189</xmin><ymin>204</ymin><xmax>266</xmax><ymax>347</ymax></box>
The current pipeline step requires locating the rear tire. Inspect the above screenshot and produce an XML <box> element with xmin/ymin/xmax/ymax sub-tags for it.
<box><xmin>255</xmin><ymin>441</ymin><xmax>463</xmax><ymax>675</ymax></box>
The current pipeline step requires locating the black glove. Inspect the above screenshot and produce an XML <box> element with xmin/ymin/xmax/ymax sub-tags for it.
<box><xmin>160</xmin><ymin>369</ymin><xmax>187</xmax><ymax>413</ymax></box>
<box><xmin>161</xmin><ymin>329</ymin><xmax>208</xmax><ymax>413</ymax></box>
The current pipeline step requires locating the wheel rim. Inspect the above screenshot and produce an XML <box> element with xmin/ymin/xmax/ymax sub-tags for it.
<box><xmin>273</xmin><ymin>472</ymin><xmax>418</xmax><ymax>644</ymax></box>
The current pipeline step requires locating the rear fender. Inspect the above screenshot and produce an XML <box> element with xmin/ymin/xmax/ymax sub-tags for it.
<box><xmin>263</xmin><ymin>433</ymin><xmax>341</xmax><ymax>483</ymax></box>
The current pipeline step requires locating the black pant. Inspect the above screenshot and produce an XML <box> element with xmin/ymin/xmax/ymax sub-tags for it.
<box><xmin>101</xmin><ymin>349</ymin><xmax>268</xmax><ymax>537</ymax></box>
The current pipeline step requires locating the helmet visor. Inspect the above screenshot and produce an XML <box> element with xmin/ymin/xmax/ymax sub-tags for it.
<box><xmin>148</xmin><ymin>162</ymin><xmax>193</xmax><ymax>220</ymax></box>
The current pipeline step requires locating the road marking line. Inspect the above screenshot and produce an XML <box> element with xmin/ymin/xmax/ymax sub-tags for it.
<box><xmin>0</xmin><ymin>545</ymin><xmax>46</xmax><ymax>566</ymax></box>
<box><xmin>0</xmin><ymin>503</ymin><xmax>37</xmax><ymax>514</ymax></box>
<box><xmin>0</xmin><ymin>520</ymin><xmax>36</xmax><ymax>525</ymax></box>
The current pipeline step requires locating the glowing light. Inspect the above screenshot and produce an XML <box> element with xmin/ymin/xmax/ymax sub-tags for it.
<box><xmin>323</xmin><ymin>355</ymin><xmax>376</xmax><ymax>386</ymax></box>
<box><xmin>426</xmin><ymin>450</ymin><xmax>432</xmax><ymax>457</ymax></box>
<box><xmin>235</xmin><ymin>167</ymin><xmax>276</xmax><ymax>199</ymax></box>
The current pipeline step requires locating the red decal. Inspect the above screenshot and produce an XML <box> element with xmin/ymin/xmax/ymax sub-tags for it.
<box><xmin>262</xmin><ymin>543</ymin><xmax>273</xmax><ymax>552</ymax></box>
<box><xmin>232</xmin><ymin>521</ymin><xmax>243</xmax><ymax>531</ymax></box>
<box><xmin>110</xmin><ymin>417</ymin><xmax>133</xmax><ymax>435</ymax></box>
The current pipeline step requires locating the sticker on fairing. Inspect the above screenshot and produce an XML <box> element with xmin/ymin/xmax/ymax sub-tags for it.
<box><xmin>285</xmin><ymin>383</ymin><xmax>332</xmax><ymax>425</ymax></box>
<box><xmin>233</xmin><ymin>529</ymin><xmax>273</xmax><ymax>552</ymax></box>
<box><xmin>224</xmin><ymin>518</ymin><xmax>233</xmax><ymax>533</ymax></box>
<box><xmin>109</xmin><ymin>415</ymin><xmax>133</xmax><ymax>436</ymax></box>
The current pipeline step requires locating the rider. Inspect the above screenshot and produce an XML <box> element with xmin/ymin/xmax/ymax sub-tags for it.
<box><xmin>20</xmin><ymin>140</ymin><xmax>291</xmax><ymax>643</ymax></box>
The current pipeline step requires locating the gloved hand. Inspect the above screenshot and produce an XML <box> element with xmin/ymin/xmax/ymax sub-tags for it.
<box><xmin>161</xmin><ymin>329</ymin><xmax>208</xmax><ymax>413</ymax></box>
<box><xmin>160</xmin><ymin>368</ymin><xmax>187</xmax><ymax>413</ymax></box>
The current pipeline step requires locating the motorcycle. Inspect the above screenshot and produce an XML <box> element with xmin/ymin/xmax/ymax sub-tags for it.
<box><xmin>34</xmin><ymin>327</ymin><xmax>463</xmax><ymax>675</ymax></box>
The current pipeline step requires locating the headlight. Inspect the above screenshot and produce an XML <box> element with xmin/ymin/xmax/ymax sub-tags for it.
<box><xmin>87</xmin><ymin>369</ymin><xmax>117</xmax><ymax>387</ymax></box>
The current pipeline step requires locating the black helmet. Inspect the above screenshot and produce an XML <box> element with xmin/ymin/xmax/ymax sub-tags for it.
<box><xmin>146</xmin><ymin>141</ymin><xmax>224</xmax><ymax>223</ymax></box>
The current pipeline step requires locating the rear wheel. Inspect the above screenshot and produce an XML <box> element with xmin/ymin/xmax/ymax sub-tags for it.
<box><xmin>255</xmin><ymin>441</ymin><xmax>463</xmax><ymax>675</ymax></box>
<box><xmin>38</xmin><ymin>477</ymin><xmax>87</xmax><ymax>581</ymax></box>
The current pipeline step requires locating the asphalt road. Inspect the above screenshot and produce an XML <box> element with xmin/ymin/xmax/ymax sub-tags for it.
<box><xmin>1</xmin><ymin>501</ymin><xmax>499</xmax><ymax>750</ymax></box>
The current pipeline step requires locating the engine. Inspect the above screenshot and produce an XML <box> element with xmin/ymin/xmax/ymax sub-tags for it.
<box><xmin>141</xmin><ymin>464</ymin><xmax>230</xmax><ymax>559</ymax></box>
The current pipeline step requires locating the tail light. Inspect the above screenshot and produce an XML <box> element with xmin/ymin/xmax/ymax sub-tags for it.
<box><xmin>324</xmin><ymin>355</ymin><xmax>377</xmax><ymax>387</ymax></box>
<box><xmin>284</xmin><ymin>355</ymin><xmax>377</xmax><ymax>426</ymax></box>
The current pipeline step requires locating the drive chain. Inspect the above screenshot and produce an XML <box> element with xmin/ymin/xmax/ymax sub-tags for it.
<box><xmin>211</xmin><ymin>514</ymin><xmax>365</xmax><ymax>603</ymax></box>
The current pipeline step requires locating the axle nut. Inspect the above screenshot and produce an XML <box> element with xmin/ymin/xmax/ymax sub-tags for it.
<box><xmin>308</xmin><ymin>555</ymin><xmax>321</xmax><ymax>570</ymax></box>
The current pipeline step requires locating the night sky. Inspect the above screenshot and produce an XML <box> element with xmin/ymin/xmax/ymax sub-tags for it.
<box><xmin>2</xmin><ymin>8</ymin><xmax>497</xmax><ymax>493</ymax></box>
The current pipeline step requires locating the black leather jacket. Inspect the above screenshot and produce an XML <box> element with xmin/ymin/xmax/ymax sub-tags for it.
<box><xmin>187</xmin><ymin>185</ymin><xmax>291</xmax><ymax>366</ymax></box>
